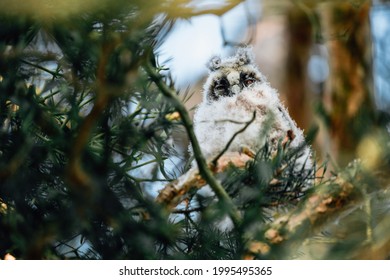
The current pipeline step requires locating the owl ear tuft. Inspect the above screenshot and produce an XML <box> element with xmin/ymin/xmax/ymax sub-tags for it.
<box><xmin>236</xmin><ymin>47</ymin><xmax>254</xmax><ymax>66</ymax></box>
<box><xmin>208</xmin><ymin>56</ymin><xmax>222</xmax><ymax>71</ymax></box>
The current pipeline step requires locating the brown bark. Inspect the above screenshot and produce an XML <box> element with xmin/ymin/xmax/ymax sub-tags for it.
<box><xmin>264</xmin><ymin>176</ymin><xmax>359</xmax><ymax>245</ymax></box>
<box><xmin>244</xmin><ymin>162</ymin><xmax>364</xmax><ymax>259</ymax></box>
<box><xmin>156</xmin><ymin>132</ymin><xmax>295</xmax><ymax>210</ymax></box>
<box><xmin>259</xmin><ymin>1</ymin><xmax>314</xmax><ymax>131</ymax></box>
<box><xmin>319</xmin><ymin>1</ymin><xmax>376</xmax><ymax>166</ymax></box>
<box><xmin>156</xmin><ymin>152</ymin><xmax>253</xmax><ymax>210</ymax></box>
<box><xmin>283</xmin><ymin>7</ymin><xmax>313</xmax><ymax>131</ymax></box>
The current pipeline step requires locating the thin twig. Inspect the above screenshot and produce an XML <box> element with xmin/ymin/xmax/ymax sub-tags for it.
<box><xmin>164</xmin><ymin>0</ymin><xmax>245</xmax><ymax>18</ymax></box>
<box><xmin>211</xmin><ymin>111</ymin><xmax>256</xmax><ymax>167</ymax></box>
<box><xmin>128</xmin><ymin>158</ymin><xmax>164</xmax><ymax>171</ymax></box>
<box><xmin>20</xmin><ymin>59</ymin><xmax>64</xmax><ymax>78</ymax></box>
<box><xmin>172</xmin><ymin>207</ymin><xmax>204</xmax><ymax>214</ymax></box>
<box><xmin>41</xmin><ymin>90</ymin><xmax>61</xmax><ymax>102</ymax></box>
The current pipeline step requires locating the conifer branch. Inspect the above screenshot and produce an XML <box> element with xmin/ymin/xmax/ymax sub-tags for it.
<box><xmin>155</xmin><ymin>129</ymin><xmax>299</xmax><ymax>211</ymax></box>
<box><xmin>143</xmin><ymin>61</ymin><xmax>242</xmax><ymax>228</ymax></box>
<box><xmin>253</xmin><ymin>170</ymin><xmax>363</xmax><ymax>257</ymax></box>
<box><xmin>20</xmin><ymin>59</ymin><xmax>64</xmax><ymax>78</ymax></box>
<box><xmin>66</xmin><ymin>42</ymin><xmax>116</xmax><ymax>196</ymax></box>
<box><xmin>156</xmin><ymin>152</ymin><xmax>252</xmax><ymax>209</ymax></box>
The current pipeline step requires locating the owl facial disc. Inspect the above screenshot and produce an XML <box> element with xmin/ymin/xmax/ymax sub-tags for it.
<box><xmin>203</xmin><ymin>47</ymin><xmax>267</xmax><ymax>102</ymax></box>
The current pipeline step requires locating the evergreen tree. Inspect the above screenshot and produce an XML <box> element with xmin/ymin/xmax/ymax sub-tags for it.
<box><xmin>0</xmin><ymin>0</ymin><xmax>389</xmax><ymax>260</ymax></box>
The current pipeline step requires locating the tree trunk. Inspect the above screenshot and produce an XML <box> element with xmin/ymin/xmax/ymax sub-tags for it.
<box><xmin>283</xmin><ymin>6</ymin><xmax>313</xmax><ymax>131</ymax></box>
<box><xmin>319</xmin><ymin>1</ymin><xmax>376</xmax><ymax>167</ymax></box>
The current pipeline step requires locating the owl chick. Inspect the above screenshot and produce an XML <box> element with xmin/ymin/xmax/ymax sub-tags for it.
<box><xmin>191</xmin><ymin>47</ymin><xmax>312</xmax><ymax>173</ymax></box>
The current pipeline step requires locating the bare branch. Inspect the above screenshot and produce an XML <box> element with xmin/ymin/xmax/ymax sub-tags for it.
<box><xmin>211</xmin><ymin>111</ymin><xmax>256</xmax><ymax>167</ymax></box>
<box><xmin>164</xmin><ymin>0</ymin><xmax>245</xmax><ymax>18</ymax></box>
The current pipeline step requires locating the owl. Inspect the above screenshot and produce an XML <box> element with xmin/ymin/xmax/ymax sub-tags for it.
<box><xmin>191</xmin><ymin>47</ymin><xmax>312</xmax><ymax>174</ymax></box>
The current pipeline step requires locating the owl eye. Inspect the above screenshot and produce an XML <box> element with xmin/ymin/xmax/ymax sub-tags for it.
<box><xmin>243</xmin><ymin>76</ymin><xmax>256</xmax><ymax>87</ymax></box>
<box><xmin>213</xmin><ymin>78</ymin><xmax>229</xmax><ymax>95</ymax></box>
<box><xmin>215</xmin><ymin>84</ymin><xmax>228</xmax><ymax>91</ymax></box>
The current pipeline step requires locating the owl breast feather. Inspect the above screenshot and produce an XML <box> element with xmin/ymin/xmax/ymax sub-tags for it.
<box><xmin>192</xmin><ymin>83</ymin><xmax>303</xmax><ymax>160</ymax></box>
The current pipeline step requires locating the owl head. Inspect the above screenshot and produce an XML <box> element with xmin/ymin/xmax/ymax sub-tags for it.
<box><xmin>203</xmin><ymin>47</ymin><xmax>266</xmax><ymax>103</ymax></box>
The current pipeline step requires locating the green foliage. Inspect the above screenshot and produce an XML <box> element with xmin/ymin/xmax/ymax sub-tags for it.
<box><xmin>1</xmin><ymin>1</ymin><xmax>390</xmax><ymax>260</ymax></box>
<box><xmin>0</xmin><ymin>1</ymin><xmax>181</xmax><ymax>259</ymax></box>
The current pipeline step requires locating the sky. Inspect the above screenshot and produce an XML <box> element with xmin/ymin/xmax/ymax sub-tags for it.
<box><xmin>371</xmin><ymin>5</ymin><xmax>390</xmax><ymax>111</ymax></box>
<box><xmin>157</xmin><ymin>0</ymin><xmax>260</xmax><ymax>89</ymax></box>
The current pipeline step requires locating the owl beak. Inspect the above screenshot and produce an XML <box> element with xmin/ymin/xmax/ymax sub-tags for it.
<box><xmin>231</xmin><ymin>84</ymin><xmax>241</xmax><ymax>95</ymax></box>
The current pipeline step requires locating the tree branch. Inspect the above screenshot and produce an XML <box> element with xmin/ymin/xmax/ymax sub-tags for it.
<box><xmin>156</xmin><ymin>152</ymin><xmax>253</xmax><ymax>209</ymax></box>
<box><xmin>66</xmin><ymin>41</ymin><xmax>116</xmax><ymax>196</ymax></box>
<box><xmin>143</xmin><ymin>61</ymin><xmax>242</xmax><ymax>228</ymax></box>
<box><xmin>164</xmin><ymin>0</ymin><xmax>245</xmax><ymax>18</ymax></box>
<box><xmin>243</xmin><ymin>166</ymin><xmax>365</xmax><ymax>259</ymax></box>
<box><xmin>20</xmin><ymin>59</ymin><xmax>64</xmax><ymax>78</ymax></box>
<box><xmin>211</xmin><ymin>111</ymin><xmax>256</xmax><ymax>167</ymax></box>
<box><xmin>264</xmin><ymin>177</ymin><xmax>359</xmax><ymax>244</ymax></box>
<box><xmin>155</xmin><ymin>128</ymin><xmax>297</xmax><ymax>214</ymax></box>
<box><xmin>244</xmin><ymin>177</ymin><xmax>364</xmax><ymax>258</ymax></box>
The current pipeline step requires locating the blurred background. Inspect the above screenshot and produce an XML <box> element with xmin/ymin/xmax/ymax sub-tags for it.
<box><xmin>159</xmin><ymin>0</ymin><xmax>390</xmax><ymax>169</ymax></box>
<box><xmin>1</xmin><ymin>0</ymin><xmax>390</xmax><ymax>260</ymax></box>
